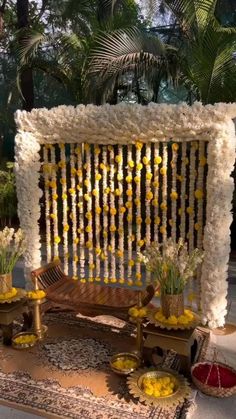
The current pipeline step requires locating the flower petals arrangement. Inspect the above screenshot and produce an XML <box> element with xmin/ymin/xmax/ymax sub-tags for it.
<box><xmin>14</xmin><ymin>102</ymin><xmax>236</xmax><ymax>328</ymax></box>
<box><xmin>0</xmin><ymin>227</ymin><xmax>26</xmax><ymax>275</ymax></box>
<box><xmin>27</xmin><ymin>289</ymin><xmax>46</xmax><ymax>300</ymax></box>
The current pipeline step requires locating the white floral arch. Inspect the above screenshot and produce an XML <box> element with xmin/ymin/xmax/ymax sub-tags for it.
<box><xmin>14</xmin><ymin>102</ymin><xmax>236</xmax><ymax>328</ymax></box>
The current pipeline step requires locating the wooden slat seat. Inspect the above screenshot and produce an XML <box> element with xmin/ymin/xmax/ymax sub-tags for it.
<box><xmin>31</xmin><ymin>260</ymin><xmax>155</xmax><ymax>320</ymax></box>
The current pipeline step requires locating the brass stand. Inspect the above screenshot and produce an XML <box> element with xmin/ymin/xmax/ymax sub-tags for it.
<box><xmin>132</xmin><ymin>291</ymin><xmax>144</xmax><ymax>358</ymax></box>
<box><xmin>28</xmin><ymin>299</ymin><xmax>47</xmax><ymax>340</ymax></box>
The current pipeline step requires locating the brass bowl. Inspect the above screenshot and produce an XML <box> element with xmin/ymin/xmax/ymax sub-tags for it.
<box><xmin>110</xmin><ymin>352</ymin><xmax>141</xmax><ymax>376</ymax></box>
<box><xmin>12</xmin><ymin>332</ymin><xmax>38</xmax><ymax>350</ymax></box>
<box><xmin>137</xmin><ymin>370</ymin><xmax>179</xmax><ymax>398</ymax></box>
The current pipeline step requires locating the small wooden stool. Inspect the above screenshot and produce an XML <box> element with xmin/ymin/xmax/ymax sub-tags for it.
<box><xmin>0</xmin><ymin>299</ymin><xmax>32</xmax><ymax>345</ymax></box>
<box><xmin>143</xmin><ymin>324</ymin><xmax>198</xmax><ymax>375</ymax></box>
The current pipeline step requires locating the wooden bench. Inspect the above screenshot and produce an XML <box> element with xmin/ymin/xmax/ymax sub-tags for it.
<box><xmin>31</xmin><ymin>260</ymin><xmax>155</xmax><ymax>320</ymax></box>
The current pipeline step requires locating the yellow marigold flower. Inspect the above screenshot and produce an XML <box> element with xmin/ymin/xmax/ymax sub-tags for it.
<box><xmin>127</xmin><ymin>214</ymin><xmax>133</xmax><ymax>222</ymax></box>
<box><xmin>134</xmin><ymin>176</ymin><xmax>140</xmax><ymax>183</ymax></box>
<box><xmin>195</xmin><ymin>189</ymin><xmax>203</xmax><ymax>199</ymax></box>
<box><xmin>84</xmin><ymin>143</ymin><xmax>90</xmax><ymax>151</ymax></box>
<box><xmin>69</xmin><ymin>188</ymin><xmax>76</xmax><ymax>195</ymax></box>
<box><xmin>127</xmin><ymin>279</ymin><xmax>133</xmax><ymax>286</ymax></box>
<box><xmin>77</xmin><ymin>169</ymin><xmax>82</xmax><ymax>177</ymax></box>
<box><xmin>115</xmin><ymin>188</ymin><xmax>121</xmax><ymax>196</ymax></box>
<box><xmin>101</xmin><ymin>252</ymin><xmax>107</xmax><ymax>261</ymax></box>
<box><xmin>118</xmin><ymin>227</ymin><xmax>123</xmax><ymax>234</ymax></box>
<box><xmin>108</xmin><ymin>245</ymin><xmax>113</xmax><ymax>252</ymax></box>
<box><xmin>94</xmin><ymin>146</ymin><xmax>101</xmax><ymax>155</ymax></box>
<box><xmin>115</xmin><ymin>155</ymin><xmax>122</xmax><ymax>164</ymax></box>
<box><xmin>95</xmin><ymin>206</ymin><xmax>102</xmax><ymax>214</ymax></box>
<box><xmin>172</xmin><ymin>143</ymin><xmax>179</xmax><ymax>151</ymax></box>
<box><xmin>106</xmin><ymin>166</ymin><xmax>110</xmax><ymax>172</ymax></box>
<box><xmin>84</xmin><ymin>193</ymin><xmax>90</xmax><ymax>201</ymax></box>
<box><xmin>136</xmin><ymin>216</ymin><xmax>142</xmax><ymax>225</ymax></box>
<box><xmin>108</xmin><ymin>145</ymin><xmax>113</xmax><ymax>152</ymax></box>
<box><xmin>52</xmin><ymin>194</ymin><xmax>58</xmax><ymax>200</ymax></box>
<box><xmin>74</xmin><ymin>255</ymin><xmax>79</xmax><ymax>262</ymax></box>
<box><xmin>130</xmin><ymin>234</ymin><xmax>135</xmax><ymax>242</ymax></box>
<box><xmin>170</xmin><ymin>191</ymin><xmax>178</xmax><ymax>200</ymax></box>
<box><xmin>58</xmin><ymin>160</ymin><xmax>66</xmax><ymax>169</ymax></box>
<box><xmin>119</xmin><ymin>206</ymin><xmax>126</xmax><ymax>214</ymax></box>
<box><xmin>74</xmin><ymin>237</ymin><xmax>79</xmax><ymax>244</ymax></box>
<box><xmin>86</xmin><ymin>240</ymin><xmax>93</xmax><ymax>249</ymax></box>
<box><xmin>117</xmin><ymin>250</ymin><xmax>123</xmax><ymax>258</ymax></box>
<box><xmin>138</xmin><ymin>239</ymin><xmax>145</xmax><ymax>247</ymax></box>
<box><xmin>136</xmin><ymin>272</ymin><xmax>142</xmax><ymax>280</ymax></box>
<box><xmin>135</xmin><ymin>141</ymin><xmax>143</xmax><ymax>150</ymax></box>
<box><xmin>184</xmin><ymin>157</ymin><xmax>189</xmax><ymax>165</ymax></box>
<box><xmin>60</xmin><ymin>178</ymin><xmax>66</xmax><ymax>185</ymax></box>
<box><xmin>142</xmin><ymin>156</ymin><xmax>149</xmax><ymax>165</ymax></box>
<box><xmin>77</xmin><ymin>202</ymin><xmax>82</xmax><ymax>208</ymax></box>
<box><xmin>105</xmin><ymin>187</ymin><xmax>110</xmax><ymax>194</ymax></box>
<box><xmin>69</xmin><ymin>213</ymin><xmax>74</xmax><ymax>220</ymax></box>
<box><xmin>100</xmin><ymin>163</ymin><xmax>106</xmax><ymax>170</ymax></box>
<box><xmin>128</xmin><ymin>260</ymin><xmax>135</xmax><ymax>267</ymax></box>
<box><xmin>194</xmin><ymin>223</ymin><xmax>201</xmax><ymax>231</ymax></box>
<box><xmin>71</xmin><ymin>168</ymin><xmax>77</xmax><ymax>175</ymax></box>
<box><xmin>136</xmin><ymin>163</ymin><xmax>143</xmax><ymax>171</ymax></box>
<box><xmin>84</xmin><ymin>179</ymin><xmax>89</xmax><ymax>187</ymax></box>
<box><xmin>59</xmin><ymin>143</ymin><xmax>65</xmax><ymax>149</ymax></box>
<box><xmin>89</xmin><ymin>263</ymin><xmax>95</xmax><ymax>270</ymax></box>
<box><xmin>49</xmin><ymin>181</ymin><xmax>56</xmax><ymax>189</ymax></box>
<box><xmin>187</xmin><ymin>206</ymin><xmax>193</xmax><ymax>215</ymax></box>
<box><xmin>146</xmin><ymin>191</ymin><xmax>153</xmax><ymax>200</ymax></box>
<box><xmin>169</xmin><ymin>219</ymin><xmax>173</xmax><ymax>226</ymax></box>
<box><xmin>178</xmin><ymin>208</ymin><xmax>182</xmax><ymax>216</ymax></box>
<box><xmin>125</xmin><ymin>201</ymin><xmax>132</xmax><ymax>209</ymax></box>
<box><xmin>126</xmin><ymin>175</ymin><xmax>132</xmax><ymax>183</ymax></box>
<box><xmin>75</xmin><ymin>147</ymin><xmax>81</xmax><ymax>155</ymax></box>
<box><xmin>128</xmin><ymin>160</ymin><xmax>135</xmax><ymax>168</ymax></box>
<box><xmin>50</xmin><ymin>213</ymin><xmax>56</xmax><ymax>220</ymax></box>
<box><xmin>154</xmin><ymin>156</ymin><xmax>162</xmax><ymax>165</ymax></box>
<box><xmin>54</xmin><ymin>236</ymin><xmax>61</xmax><ymax>244</ymax></box>
<box><xmin>154</xmin><ymin>216</ymin><xmax>161</xmax><ymax>225</ymax></box>
<box><xmin>160</xmin><ymin>202</ymin><xmax>167</xmax><ymax>211</ymax></box>
<box><xmin>146</xmin><ymin>172</ymin><xmax>153</xmax><ymax>181</ymax></box>
<box><xmin>95</xmin><ymin>173</ymin><xmax>102</xmax><ymax>181</ymax></box>
<box><xmin>103</xmin><ymin>204</ymin><xmax>109</xmax><ymax>212</ymax></box>
<box><xmin>77</xmin><ymin>228</ymin><xmax>82</xmax><ymax>234</ymax></box>
<box><xmin>160</xmin><ymin>167</ymin><xmax>167</xmax><ymax>175</ymax></box>
<box><xmin>177</xmin><ymin>174</ymin><xmax>183</xmax><ymax>182</ymax></box>
<box><xmin>63</xmin><ymin>224</ymin><xmax>70</xmax><ymax>232</ymax></box>
<box><xmin>160</xmin><ymin>226</ymin><xmax>166</xmax><ymax>234</ymax></box>
<box><xmin>200</xmin><ymin>156</ymin><xmax>207</xmax><ymax>166</ymax></box>
<box><xmin>117</xmin><ymin>173</ymin><xmax>123</xmax><ymax>181</ymax></box>
<box><xmin>145</xmin><ymin>217</ymin><xmax>151</xmax><ymax>225</ymax></box>
<box><xmin>126</xmin><ymin>189</ymin><xmax>133</xmax><ymax>197</ymax></box>
<box><xmin>119</xmin><ymin>278</ymin><xmax>125</xmax><ymax>284</ymax></box>
<box><xmin>48</xmin><ymin>201</ymin><xmax>52</xmax><ymax>208</ymax></box>
<box><xmin>95</xmin><ymin>247</ymin><xmax>101</xmax><ymax>255</ymax></box>
<box><xmin>153</xmin><ymin>180</ymin><xmax>159</xmax><ymax>188</ymax></box>
<box><xmin>152</xmin><ymin>198</ymin><xmax>158</xmax><ymax>207</ymax></box>
<box><xmin>45</xmin><ymin>181</ymin><xmax>51</xmax><ymax>188</ymax></box>
<box><xmin>110</xmin><ymin>208</ymin><xmax>117</xmax><ymax>215</ymax></box>
<box><xmin>110</xmin><ymin>225</ymin><xmax>116</xmax><ymax>232</ymax></box>
<box><xmin>134</xmin><ymin>198</ymin><xmax>140</xmax><ymax>206</ymax></box>
<box><xmin>85</xmin><ymin>211</ymin><xmax>92</xmax><ymax>220</ymax></box>
<box><xmin>92</xmin><ymin>189</ymin><xmax>99</xmax><ymax>197</ymax></box>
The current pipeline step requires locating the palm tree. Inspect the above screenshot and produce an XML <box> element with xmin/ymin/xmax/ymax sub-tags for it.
<box><xmin>87</xmin><ymin>0</ymin><xmax>236</xmax><ymax>104</ymax></box>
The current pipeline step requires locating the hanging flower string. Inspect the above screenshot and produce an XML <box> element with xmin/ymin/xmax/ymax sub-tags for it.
<box><xmin>127</xmin><ymin>145</ymin><xmax>133</xmax><ymax>285</ymax></box>
<box><xmin>160</xmin><ymin>143</ymin><xmax>168</xmax><ymax>241</ymax></box>
<box><xmin>50</xmin><ymin>145</ymin><xmax>59</xmax><ymax>257</ymax></box>
<box><xmin>116</xmin><ymin>145</ymin><xmax>125</xmax><ymax>284</ymax></box>
<box><xmin>170</xmin><ymin>143</ymin><xmax>178</xmax><ymax>241</ymax></box>
<box><xmin>76</xmin><ymin>144</ymin><xmax>85</xmax><ymax>281</ymax></box>
<box><xmin>135</xmin><ymin>141</ymin><xmax>143</xmax><ymax>286</ymax></box>
<box><xmin>59</xmin><ymin>143</ymin><xmax>69</xmax><ymax>274</ymax></box>
<box><xmin>42</xmin><ymin>146</ymin><xmax>51</xmax><ymax>263</ymax></box>
<box><xmin>84</xmin><ymin>143</ymin><xmax>93</xmax><ymax>281</ymax></box>
<box><xmin>69</xmin><ymin>144</ymin><xmax>78</xmax><ymax>279</ymax></box>
<box><xmin>102</xmin><ymin>146</ymin><xmax>109</xmax><ymax>283</ymax></box>
<box><xmin>153</xmin><ymin>143</ymin><xmax>161</xmax><ymax>243</ymax></box>
<box><xmin>94</xmin><ymin>145</ymin><xmax>101</xmax><ymax>282</ymax></box>
<box><xmin>196</xmin><ymin>141</ymin><xmax>206</xmax><ymax>249</ymax></box>
<box><xmin>109</xmin><ymin>145</ymin><xmax>116</xmax><ymax>283</ymax></box>
<box><xmin>144</xmin><ymin>143</ymin><xmax>152</xmax><ymax>283</ymax></box>
<box><xmin>180</xmin><ymin>142</ymin><xmax>187</xmax><ymax>240</ymax></box>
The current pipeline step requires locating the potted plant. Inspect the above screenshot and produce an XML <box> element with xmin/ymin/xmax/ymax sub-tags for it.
<box><xmin>139</xmin><ymin>238</ymin><xmax>204</xmax><ymax>318</ymax></box>
<box><xmin>0</xmin><ymin>227</ymin><xmax>26</xmax><ymax>295</ymax></box>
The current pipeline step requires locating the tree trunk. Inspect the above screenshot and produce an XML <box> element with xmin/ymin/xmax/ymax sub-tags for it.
<box><xmin>17</xmin><ymin>0</ymin><xmax>34</xmax><ymax>111</ymax></box>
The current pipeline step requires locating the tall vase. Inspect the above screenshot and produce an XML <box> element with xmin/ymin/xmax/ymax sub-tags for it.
<box><xmin>161</xmin><ymin>293</ymin><xmax>184</xmax><ymax>318</ymax></box>
<box><xmin>0</xmin><ymin>273</ymin><xmax>12</xmax><ymax>294</ymax></box>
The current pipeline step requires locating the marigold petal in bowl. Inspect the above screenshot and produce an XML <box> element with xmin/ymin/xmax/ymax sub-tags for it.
<box><xmin>110</xmin><ymin>352</ymin><xmax>141</xmax><ymax>376</ymax></box>
<box><xmin>12</xmin><ymin>332</ymin><xmax>38</xmax><ymax>349</ymax></box>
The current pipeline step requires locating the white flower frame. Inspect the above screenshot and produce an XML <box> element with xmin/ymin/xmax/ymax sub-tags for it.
<box><xmin>14</xmin><ymin>102</ymin><xmax>236</xmax><ymax>328</ymax></box>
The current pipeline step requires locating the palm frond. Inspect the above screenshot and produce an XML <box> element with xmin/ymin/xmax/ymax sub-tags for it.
<box><xmin>15</xmin><ymin>29</ymin><xmax>47</xmax><ymax>66</ymax></box>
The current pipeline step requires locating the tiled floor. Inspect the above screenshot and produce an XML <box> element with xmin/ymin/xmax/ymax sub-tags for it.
<box><xmin>0</xmin><ymin>262</ymin><xmax>236</xmax><ymax>418</ymax></box>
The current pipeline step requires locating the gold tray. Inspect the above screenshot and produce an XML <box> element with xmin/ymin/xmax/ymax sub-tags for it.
<box><xmin>12</xmin><ymin>332</ymin><xmax>38</xmax><ymax>349</ymax></box>
<box><xmin>0</xmin><ymin>288</ymin><xmax>26</xmax><ymax>304</ymax></box>
<box><xmin>127</xmin><ymin>368</ymin><xmax>191</xmax><ymax>408</ymax></box>
<box><xmin>147</xmin><ymin>309</ymin><xmax>200</xmax><ymax>330</ymax></box>
<box><xmin>110</xmin><ymin>352</ymin><xmax>141</xmax><ymax>376</ymax></box>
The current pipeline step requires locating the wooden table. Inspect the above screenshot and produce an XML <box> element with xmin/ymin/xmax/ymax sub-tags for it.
<box><xmin>0</xmin><ymin>299</ymin><xmax>32</xmax><ymax>345</ymax></box>
<box><xmin>143</xmin><ymin>323</ymin><xmax>198</xmax><ymax>375</ymax></box>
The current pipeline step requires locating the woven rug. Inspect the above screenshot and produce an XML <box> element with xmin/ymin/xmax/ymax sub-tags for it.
<box><xmin>0</xmin><ymin>312</ymin><xmax>210</xmax><ymax>419</ymax></box>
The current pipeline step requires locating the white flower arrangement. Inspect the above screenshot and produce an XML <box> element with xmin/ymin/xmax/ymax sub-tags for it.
<box><xmin>14</xmin><ymin>102</ymin><xmax>236</xmax><ymax>326</ymax></box>
<box><xmin>0</xmin><ymin>227</ymin><xmax>26</xmax><ymax>274</ymax></box>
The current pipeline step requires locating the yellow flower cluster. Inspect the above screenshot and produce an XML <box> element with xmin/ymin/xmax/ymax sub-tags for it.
<box><xmin>27</xmin><ymin>290</ymin><xmax>46</xmax><ymax>299</ymax></box>
<box><xmin>112</xmin><ymin>357</ymin><xmax>138</xmax><ymax>371</ymax></box>
<box><xmin>13</xmin><ymin>334</ymin><xmax>37</xmax><ymax>345</ymax></box>
<box><xmin>129</xmin><ymin>306</ymin><xmax>147</xmax><ymax>318</ymax></box>
<box><xmin>142</xmin><ymin>375</ymin><xmax>176</xmax><ymax>397</ymax></box>
<box><xmin>154</xmin><ymin>309</ymin><xmax>195</xmax><ymax>325</ymax></box>
<box><xmin>0</xmin><ymin>287</ymin><xmax>17</xmax><ymax>300</ymax></box>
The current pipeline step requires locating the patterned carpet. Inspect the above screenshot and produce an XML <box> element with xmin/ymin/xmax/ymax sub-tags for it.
<box><xmin>0</xmin><ymin>312</ymin><xmax>210</xmax><ymax>419</ymax></box>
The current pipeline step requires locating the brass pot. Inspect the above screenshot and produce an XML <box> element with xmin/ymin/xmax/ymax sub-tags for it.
<box><xmin>0</xmin><ymin>273</ymin><xmax>12</xmax><ymax>294</ymax></box>
<box><xmin>161</xmin><ymin>293</ymin><xmax>184</xmax><ymax>318</ymax></box>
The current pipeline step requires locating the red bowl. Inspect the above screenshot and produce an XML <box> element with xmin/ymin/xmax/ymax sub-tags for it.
<box><xmin>191</xmin><ymin>362</ymin><xmax>236</xmax><ymax>397</ymax></box>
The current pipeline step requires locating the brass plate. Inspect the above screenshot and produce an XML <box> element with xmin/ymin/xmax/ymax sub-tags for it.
<box><xmin>12</xmin><ymin>332</ymin><xmax>38</xmax><ymax>349</ymax></box>
<box><xmin>110</xmin><ymin>352</ymin><xmax>141</xmax><ymax>376</ymax></box>
<box><xmin>0</xmin><ymin>288</ymin><xmax>26</xmax><ymax>304</ymax></box>
<box><xmin>148</xmin><ymin>309</ymin><xmax>200</xmax><ymax>330</ymax></box>
<box><xmin>127</xmin><ymin>367</ymin><xmax>191</xmax><ymax>408</ymax></box>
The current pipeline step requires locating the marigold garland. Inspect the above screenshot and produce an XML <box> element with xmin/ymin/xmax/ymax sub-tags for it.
<box><xmin>43</xmin><ymin>147</ymin><xmax>52</xmax><ymax>263</ymax></box>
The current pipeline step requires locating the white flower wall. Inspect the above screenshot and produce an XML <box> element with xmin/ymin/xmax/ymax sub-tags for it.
<box><xmin>14</xmin><ymin>102</ymin><xmax>236</xmax><ymax>328</ymax></box>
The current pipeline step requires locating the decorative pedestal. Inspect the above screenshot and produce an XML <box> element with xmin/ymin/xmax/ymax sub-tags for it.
<box><xmin>143</xmin><ymin>324</ymin><xmax>198</xmax><ymax>376</ymax></box>
<box><xmin>28</xmin><ymin>299</ymin><xmax>47</xmax><ymax>340</ymax></box>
